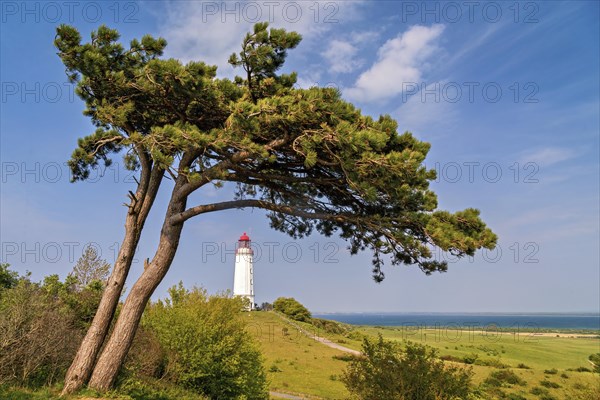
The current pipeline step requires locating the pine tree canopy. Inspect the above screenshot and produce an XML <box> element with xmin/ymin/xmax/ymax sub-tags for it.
<box><xmin>55</xmin><ymin>23</ymin><xmax>497</xmax><ymax>281</ymax></box>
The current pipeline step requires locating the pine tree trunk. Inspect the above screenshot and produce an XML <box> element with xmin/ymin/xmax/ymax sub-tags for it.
<box><xmin>87</xmin><ymin>194</ymin><xmax>186</xmax><ymax>391</ymax></box>
<box><xmin>61</xmin><ymin>167</ymin><xmax>163</xmax><ymax>395</ymax></box>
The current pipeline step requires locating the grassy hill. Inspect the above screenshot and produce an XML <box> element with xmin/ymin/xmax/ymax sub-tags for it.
<box><xmin>250</xmin><ymin>311</ymin><xmax>600</xmax><ymax>400</ymax></box>
<box><xmin>246</xmin><ymin>311</ymin><xmax>351</xmax><ymax>399</ymax></box>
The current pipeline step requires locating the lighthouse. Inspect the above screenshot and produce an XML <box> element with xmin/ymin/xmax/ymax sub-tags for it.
<box><xmin>233</xmin><ymin>232</ymin><xmax>254</xmax><ymax>310</ymax></box>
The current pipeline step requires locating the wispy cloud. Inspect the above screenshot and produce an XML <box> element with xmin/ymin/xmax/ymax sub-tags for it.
<box><xmin>321</xmin><ymin>29</ymin><xmax>380</xmax><ymax>74</ymax></box>
<box><xmin>501</xmin><ymin>205</ymin><xmax>599</xmax><ymax>243</ymax></box>
<box><xmin>344</xmin><ymin>24</ymin><xmax>445</xmax><ymax>103</ymax></box>
<box><xmin>519</xmin><ymin>147</ymin><xmax>575</xmax><ymax>167</ymax></box>
<box><xmin>394</xmin><ymin>81</ymin><xmax>459</xmax><ymax>137</ymax></box>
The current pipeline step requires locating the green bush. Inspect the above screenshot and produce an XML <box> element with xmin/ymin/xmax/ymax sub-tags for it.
<box><xmin>332</xmin><ymin>354</ymin><xmax>358</xmax><ymax>362</ymax></box>
<box><xmin>143</xmin><ymin>284</ymin><xmax>268</xmax><ymax>399</ymax></box>
<box><xmin>0</xmin><ymin>264</ymin><xmax>104</xmax><ymax>388</ymax></box>
<box><xmin>0</xmin><ymin>278</ymin><xmax>84</xmax><ymax>387</ymax></box>
<box><xmin>539</xmin><ymin>380</ymin><xmax>561</xmax><ymax>388</ymax></box>
<box><xmin>311</xmin><ymin>317</ymin><xmax>346</xmax><ymax>334</ymax></box>
<box><xmin>485</xmin><ymin>369</ymin><xmax>526</xmax><ymax>387</ymax></box>
<box><xmin>269</xmin><ymin>364</ymin><xmax>282</xmax><ymax>373</ymax></box>
<box><xmin>463</xmin><ymin>353</ymin><xmax>479</xmax><ymax>364</ymax></box>
<box><xmin>0</xmin><ymin>263</ymin><xmax>19</xmax><ymax>291</ymax></box>
<box><xmin>114</xmin><ymin>376</ymin><xmax>208</xmax><ymax>400</ymax></box>
<box><xmin>125</xmin><ymin>325</ymin><xmax>167</xmax><ymax>378</ymax></box>
<box><xmin>273</xmin><ymin>297</ymin><xmax>311</xmax><ymax>322</ymax></box>
<box><xmin>530</xmin><ymin>386</ymin><xmax>550</xmax><ymax>396</ymax></box>
<box><xmin>589</xmin><ymin>353</ymin><xmax>600</xmax><ymax>373</ymax></box>
<box><xmin>342</xmin><ymin>335</ymin><xmax>473</xmax><ymax>400</ymax></box>
<box><xmin>544</xmin><ymin>368</ymin><xmax>558</xmax><ymax>375</ymax></box>
<box><xmin>573</xmin><ymin>367</ymin><xmax>592</xmax><ymax>372</ymax></box>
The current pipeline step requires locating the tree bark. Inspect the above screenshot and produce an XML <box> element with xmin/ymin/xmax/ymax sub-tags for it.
<box><xmin>87</xmin><ymin>184</ymin><xmax>187</xmax><ymax>391</ymax></box>
<box><xmin>61</xmin><ymin>166</ymin><xmax>163</xmax><ymax>395</ymax></box>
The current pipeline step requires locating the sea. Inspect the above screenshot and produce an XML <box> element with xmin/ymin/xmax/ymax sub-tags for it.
<box><xmin>312</xmin><ymin>313</ymin><xmax>600</xmax><ymax>331</ymax></box>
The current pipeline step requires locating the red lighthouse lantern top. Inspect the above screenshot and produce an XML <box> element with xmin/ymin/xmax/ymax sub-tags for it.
<box><xmin>237</xmin><ymin>232</ymin><xmax>252</xmax><ymax>252</ymax></box>
<box><xmin>239</xmin><ymin>232</ymin><xmax>250</xmax><ymax>241</ymax></box>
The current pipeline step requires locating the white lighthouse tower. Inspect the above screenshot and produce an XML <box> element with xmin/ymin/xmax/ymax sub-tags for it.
<box><xmin>233</xmin><ymin>232</ymin><xmax>254</xmax><ymax>310</ymax></box>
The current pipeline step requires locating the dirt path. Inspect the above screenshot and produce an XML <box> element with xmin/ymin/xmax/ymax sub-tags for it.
<box><xmin>270</xmin><ymin>391</ymin><xmax>307</xmax><ymax>399</ymax></box>
<box><xmin>273</xmin><ymin>312</ymin><xmax>361</xmax><ymax>356</ymax></box>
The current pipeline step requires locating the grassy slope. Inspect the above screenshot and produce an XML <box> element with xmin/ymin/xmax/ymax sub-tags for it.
<box><xmin>250</xmin><ymin>312</ymin><xmax>600</xmax><ymax>400</ymax></box>
<box><xmin>245</xmin><ymin>312</ymin><xmax>350</xmax><ymax>399</ymax></box>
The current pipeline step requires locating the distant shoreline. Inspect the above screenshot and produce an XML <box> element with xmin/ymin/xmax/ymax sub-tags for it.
<box><xmin>312</xmin><ymin>312</ymin><xmax>600</xmax><ymax>333</ymax></box>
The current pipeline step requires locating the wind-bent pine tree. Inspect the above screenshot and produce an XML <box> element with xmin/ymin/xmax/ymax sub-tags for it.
<box><xmin>56</xmin><ymin>23</ymin><xmax>497</xmax><ymax>393</ymax></box>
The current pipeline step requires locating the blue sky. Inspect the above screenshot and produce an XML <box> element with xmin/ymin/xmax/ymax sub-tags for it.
<box><xmin>1</xmin><ymin>1</ymin><xmax>598</xmax><ymax>313</ymax></box>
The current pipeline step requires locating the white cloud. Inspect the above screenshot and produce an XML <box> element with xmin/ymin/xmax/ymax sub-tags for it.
<box><xmin>519</xmin><ymin>147</ymin><xmax>575</xmax><ymax>167</ymax></box>
<box><xmin>321</xmin><ymin>39</ymin><xmax>361</xmax><ymax>73</ymax></box>
<box><xmin>344</xmin><ymin>24</ymin><xmax>445</xmax><ymax>103</ymax></box>
<box><xmin>321</xmin><ymin>30</ymin><xmax>379</xmax><ymax>74</ymax></box>
<box><xmin>295</xmin><ymin>70</ymin><xmax>322</xmax><ymax>89</ymax></box>
<box><xmin>153</xmin><ymin>1</ymin><xmax>366</xmax><ymax>78</ymax></box>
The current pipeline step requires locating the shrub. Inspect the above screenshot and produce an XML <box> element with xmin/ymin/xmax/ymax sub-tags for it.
<box><xmin>530</xmin><ymin>386</ymin><xmax>549</xmax><ymax>395</ymax></box>
<box><xmin>0</xmin><ymin>279</ymin><xmax>83</xmax><ymax>387</ymax></box>
<box><xmin>116</xmin><ymin>376</ymin><xmax>208</xmax><ymax>400</ymax></box>
<box><xmin>143</xmin><ymin>284</ymin><xmax>268</xmax><ymax>399</ymax></box>
<box><xmin>332</xmin><ymin>354</ymin><xmax>358</xmax><ymax>362</ymax></box>
<box><xmin>485</xmin><ymin>370</ymin><xmax>526</xmax><ymax>386</ymax></box>
<box><xmin>463</xmin><ymin>353</ymin><xmax>479</xmax><ymax>364</ymax></box>
<box><xmin>269</xmin><ymin>364</ymin><xmax>282</xmax><ymax>373</ymax></box>
<box><xmin>0</xmin><ymin>263</ymin><xmax>19</xmax><ymax>291</ymax></box>
<box><xmin>544</xmin><ymin>368</ymin><xmax>558</xmax><ymax>375</ymax></box>
<box><xmin>474</xmin><ymin>358</ymin><xmax>510</xmax><ymax>368</ymax></box>
<box><xmin>589</xmin><ymin>353</ymin><xmax>600</xmax><ymax>373</ymax></box>
<box><xmin>517</xmin><ymin>363</ymin><xmax>531</xmax><ymax>369</ymax></box>
<box><xmin>312</xmin><ymin>318</ymin><xmax>347</xmax><ymax>335</ymax></box>
<box><xmin>125</xmin><ymin>325</ymin><xmax>167</xmax><ymax>378</ymax></box>
<box><xmin>484</xmin><ymin>377</ymin><xmax>502</xmax><ymax>387</ymax></box>
<box><xmin>440</xmin><ymin>355</ymin><xmax>461</xmax><ymax>362</ymax></box>
<box><xmin>273</xmin><ymin>297</ymin><xmax>311</xmax><ymax>322</ymax></box>
<box><xmin>574</xmin><ymin>367</ymin><xmax>592</xmax><ymax>372</ymax></box>
<box><xmin>540</xmin><ymin>380</ymin><xmax>561</xmax><ymax>388</ymax></box>
<box><xmin>342</xmin><ymin>336</ymin><xmax>473</xmax><ymax>399</ymax></box>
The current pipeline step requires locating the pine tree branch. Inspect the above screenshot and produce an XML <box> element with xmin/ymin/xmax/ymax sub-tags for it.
<box><xmin>169</xmin><ymin>199</ymin><xmax>349</xmax><ymax>226</ymax></box>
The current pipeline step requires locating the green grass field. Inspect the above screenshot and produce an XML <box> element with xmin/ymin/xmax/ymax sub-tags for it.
<box><xmin>248</xmin><ymin>312</ymin><xmax>600</xmax><ymax>399</ymax></box>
